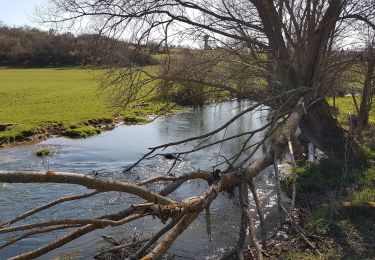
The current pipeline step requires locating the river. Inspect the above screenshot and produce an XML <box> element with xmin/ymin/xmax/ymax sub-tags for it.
<box><xmin>0</xmin><ymin>100</ymin><xmax>286</xmax><ymax>259</ymax></box>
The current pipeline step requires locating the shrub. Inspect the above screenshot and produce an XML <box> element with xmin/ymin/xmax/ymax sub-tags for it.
<box><xmin>34</xmin><ymin>149</ymin><xmax>51</xmax><ymax>157</ymax></box>
<box><xmin>281</xmin><ymin>159</ymin><xmax>361</xmax><ymax>195</ymax></box>
<box><xmin>63</xmin><ymin>126</ymin><xmax>100</xmax><ymax>138</ymax></box>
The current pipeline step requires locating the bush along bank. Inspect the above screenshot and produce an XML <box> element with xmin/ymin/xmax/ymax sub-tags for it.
<box><xmin>277</xmin><ymin>158</ymin><xmax>374</xmax><ymax>259</ymax></box>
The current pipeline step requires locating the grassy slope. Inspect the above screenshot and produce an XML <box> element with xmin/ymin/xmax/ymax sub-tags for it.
<box><xmin>0</xmin><ymin>67</ymin><xmax>166</xmax><ymax>143</ymax></box>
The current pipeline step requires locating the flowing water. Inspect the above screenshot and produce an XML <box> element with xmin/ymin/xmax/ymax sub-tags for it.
<box><xmin>0</xmin><ymin>100</ymin><xmax>287</xmax><ymax>259</ymax></box>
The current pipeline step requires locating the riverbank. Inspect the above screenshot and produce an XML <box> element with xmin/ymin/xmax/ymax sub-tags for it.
<box><xmin>1</xmin><ymin>115</ymin><xmax>147</xmax><ymax>147</ymax></box>
<box><xmin>0</xmin><ymin>110</ymin><xmax>174</xmax><ymax>148</ymax></box>
<box><xmin>0</xmin><ymin>67</ymin><xmax>176</xmax><ymax>147</ymax></box>
<box><xmin>269</xmin><ymin>158</ymin><xmax>375</xmax><ymax>259</ymax></box>
<box><xmin>260</xmin><ymin>97</ymin><xmax>375</xmax><ymax>259</ymax></box>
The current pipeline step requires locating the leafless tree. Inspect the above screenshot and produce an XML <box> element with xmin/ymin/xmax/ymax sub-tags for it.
<box><xmin>41</xmin><ymin>0</ymin><xmax>375</xmax><ymax>163</ymax></box>
<box><xmin>356</xmin><ymin>28</ymin><xmax>375</xmax><ymax>131</ymax></box>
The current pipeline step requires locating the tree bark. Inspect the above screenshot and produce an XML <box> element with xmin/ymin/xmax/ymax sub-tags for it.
<box><xmin>357</xmin><ymin>51</ymin><xmax>375</xmax><ymax>131</ymax></box>
<box><xmin>299</xmin><ymin>99</ymin><xmax>368</xmax><ymax>167</ymax></box>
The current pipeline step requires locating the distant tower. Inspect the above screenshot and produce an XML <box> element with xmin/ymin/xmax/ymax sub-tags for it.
<box><xmin>203</xmin><ymin>35</ymin><xmax>210</xmax><ymax>50</ymax></box>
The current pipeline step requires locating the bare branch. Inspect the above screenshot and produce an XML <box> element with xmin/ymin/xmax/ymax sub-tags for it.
<box><xmin>0</xmin><ymin>171</ymin><xmax>174</xmax><ymax>205</ymax></box>
<box><xmin>0</xmin><ymin>190</ymin><xmax>100</xmax><ymax>227</ymax></box>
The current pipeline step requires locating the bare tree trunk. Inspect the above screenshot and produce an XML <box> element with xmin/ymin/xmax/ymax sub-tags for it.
<box><xmin>357</xmin><ymin>55</ymin><xmax>375</xmax><ymax>132</ymax></box>
<box><xmin>299</xmin><ymin>99</ymin><xmax>368</xmax><ymax>167</ymax></box>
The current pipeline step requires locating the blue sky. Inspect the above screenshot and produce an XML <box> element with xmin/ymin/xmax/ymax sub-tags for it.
<box><xmin>0</xmin><ymin>0</ymin><xmax>46</xmax><ymax>28</ymax></box>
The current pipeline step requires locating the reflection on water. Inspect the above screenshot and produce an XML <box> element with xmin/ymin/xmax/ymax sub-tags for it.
<box><xmin>0</xmin><ymin>100</ymin><xmax>285</xmax><ymax>259</ymax></box>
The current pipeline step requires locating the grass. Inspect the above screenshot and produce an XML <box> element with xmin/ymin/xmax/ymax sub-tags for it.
<box><xmin>0</xmin><ymin>67</ymin><xmax>112</xmax><ymax>143</ymax></box>
<box><xmin>281</xmin><ymin>158</ymin><xmax>375</xmax><ymax>259</ymax></box>
<box><xmin>281</xmin><ymin>159</ymin><xmax>362</xmax><ymax>195</ymax></box>
<box><xmin>347</xmin><ymin>168</ymin><xmax>375</xmax><ymax>205</ymax></box>
<box><xmin>34</xmin><ymin>148</ymin><xmax>51</xmax><ymax>157</ymax></box>
<box><xmin>63</xmin><ymin>126</ymin><xmax>101</xmax><ymax>138</ymax></box>
<box><xmin>282</xmin><ymin>159</ymin><xmax>374</xmax><ymax>206</ymax></box>
<box><xmin>327</xmin><ymin>96</ymin><xmax>375</xmax><ymax>124</ymax></box>
<box><xmin>0</xmin><ymin>67</ymin><xmax>170</xmax><ymax>144</ymax></box>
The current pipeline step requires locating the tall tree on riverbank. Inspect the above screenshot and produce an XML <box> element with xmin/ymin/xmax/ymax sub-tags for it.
<box><xmin>0</xmin><ymin>0</ymin><xmax>374</xmax><ymax>259</ymax></box>
<box><xmin>356</xmin><ymin>28</ymin><xmax>375</xmax><ymax>131</ymax></box>
<box><xmin>44</xmin><ymin>0</ymin><xmax>375</xmax><ymax>165</ymax></box>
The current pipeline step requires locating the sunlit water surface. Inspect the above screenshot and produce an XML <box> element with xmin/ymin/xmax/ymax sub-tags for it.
<box><xmin>0</xmin><ymin>101</ymin><xmax>288</xmax><ymax>259</ymax></box>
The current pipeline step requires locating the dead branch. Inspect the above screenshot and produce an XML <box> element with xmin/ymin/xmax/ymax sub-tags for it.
<box><xmin>1</xmin><ymin>99</ymin><xmax>307</xmax><ymax>259</ymax></box>
<box><xmin>95</xmin><ymin>238</ymin><xmax>150</xmax><ymax>258</ymax></box>
<box><xmin>245</xmin><ymin>99</ymin><xmax>305</xmax><ymax>181</ymax></box>
<box><xmin>0</xmin><ymin>171</ymin><xmax>174</xmax><ymax>205</ymax></box>
<box><xmin>128</xmin><ymin>213</ymin><xmax>186</xmax><ymax>259</ymax></box>
<box><xmin>9</xmin><ymin>224</ymin><xmax>97</xmax><ymax>260</ymax></box>
<box><xmin>0</xmin><ymin>214</ymin><xmax>146</xmax><ymax>234</ymax></box>
<box><xmin>142</xmin><ymin>211</ymin><xmax>201</xmax><ymax>260</ymax></box>
<box><xmin>218</xmin><ymin>185</ymin><xmax>247</xmax><ymax>260</ymax></box>
<box><xmin>159</xmin><ymin>171</ymin><xmax>214</xmax><ymax>196</ymax></box>
<box><xmin>205</xmin><ymin>206</ymin><xmax>212</xmax><ymax>241</ymax></box>
<box><xmin>137</xmin><ymin>170</ymin><xmax>212</xmax><ymax>186</ymax></box>
<box><xmin>239</xmin><ymin>182</ymin><xmax>263</xmax><ymax>260</ymax></box>
<box><xmin>249</xmin><ymin>178</ymin><xmax>267</xmax><ymax>247</ymax></box>
<box><xmin>0</xmin><ymin>190</ymin><xmax>100</xmax><ymax>227</ymax></box>
<box><xmin>279</xmin><ymin>204</ymin><xmax>321</xmax><ymax>255</ymax></box>
<box><xmin>9</xmin><ymin>213</ymin><xmax>145</xmax><ymax>260</ymax></box>
<box><xmin>0</xmin><ymin>225</ymin><xmax>81</xmax><ymax>250</ymax></box>
<box><xmin>288</xmin><ymin>139</ymin><xmax>297</xmax><ymax>209</ymax></box>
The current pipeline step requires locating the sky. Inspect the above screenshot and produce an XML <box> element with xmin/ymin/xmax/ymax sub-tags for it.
<box><xmin>0</xmin><ymin>0</ymin><xmax>46</xmax><ymax>28</ymax></box>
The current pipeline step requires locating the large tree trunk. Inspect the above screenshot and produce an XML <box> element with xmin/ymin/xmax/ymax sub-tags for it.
<box><xmin>357</xmin><ymin>51</ymin><xmax>375</xmax><ymax>131</ymax></box>
<box><xmin>299</xmin><ymin>99</ymin><xmax>368</xmax><ymax>167</ymax></box>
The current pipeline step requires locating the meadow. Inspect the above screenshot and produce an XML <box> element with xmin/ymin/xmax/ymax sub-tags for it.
<box><xmin>0</xmin><ymin>67</ymin><xmax>166</xmax><ymax>145</ymax></box>
<box><xmin>0</xmin><ymin>66</ymin><xmax>373</xmax><ymax>146</ymax></box>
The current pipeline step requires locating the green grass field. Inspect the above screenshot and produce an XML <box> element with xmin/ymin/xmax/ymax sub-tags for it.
<box><xmin>0</xmin><ymin>66</ymin><xmax>373</xmax><ymax>146</ymax></box>
<box><xmin>0</xmin><ymin>67</ymin><xmax>167</xmax><ymax>144</ymax></box>
<box><xmin>328</xmin><ymin>96</ymin><xmax>375</xmax><ymax>124</ymax></box>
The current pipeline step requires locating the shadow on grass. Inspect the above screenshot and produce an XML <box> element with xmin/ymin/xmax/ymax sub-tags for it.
<box><xmin>329</xmin><ymin>209</ymin><xmax>375</xmax><ymax>259</ymax></box>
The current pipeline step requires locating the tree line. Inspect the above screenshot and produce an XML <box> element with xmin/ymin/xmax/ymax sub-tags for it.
<box><xmin>0</xmin><ymin>25</ymin><xmax>157</xmax><ymax>67</ymax></box>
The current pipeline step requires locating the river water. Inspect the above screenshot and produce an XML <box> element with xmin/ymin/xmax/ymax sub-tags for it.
<box><xmin>0</xmin><ymin>100</ymin><xmax>286</xmax><ymax>259</ymax></box>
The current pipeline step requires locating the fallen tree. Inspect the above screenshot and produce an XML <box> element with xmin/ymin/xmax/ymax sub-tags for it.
<box><xmin>2</xmin><ymin>0</ymin><xmax>374</xmax><ymax>258</ymax></box>
<box><xmin>0</xmin><ymin>99</ymin><xmax>312</xmax><ymax>259</ymax></box>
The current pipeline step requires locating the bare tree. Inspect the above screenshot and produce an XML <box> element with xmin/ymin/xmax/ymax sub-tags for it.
<box><xmin>1</xmin><ymin>0</ymin><xmax>375</xmax><ymax>259</ymax></box>
<box><xmin>356</xmin><ymin>31</ymin><xmax>375</xmax><ymax>131</ymax></box>
<box><xmin>42</xmin><ymin>0</ymin><xmax>375</xmax><ymax>164</ymax></box>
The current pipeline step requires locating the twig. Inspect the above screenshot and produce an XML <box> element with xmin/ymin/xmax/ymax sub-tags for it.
<box><xmin>218</xmin><ymin>184</ymin><xmax>248</xmax><ymax>260</ymax></box>
<box><xmin>249</xmin><ymin>178</ymin><xmax>267</xmax><ymax>247</ymax></box>
<box><xmin>9</xmin><ymin>224</ymin><xmax>98</xmax><ymax>260</ymax></box>
<box><xmin>205</xmin><ymin>206</ymin><xmax>212</xmax><ymax>241</ymax></box>
<box><xmin>0</xmin><ymin>190</ymin><xmax>100</xmax><ymax>227</ymax></box>
<box><xmin>95</xmin><ymin>238</ymin><xmax>150</xmax><ymax>257</ymax></box>
<box><xmin>0</xmin><ymin>171</ymin><xmax>175</xmax><ymax>205</ymax></box>
<box><xmin>239</xmin><ymin>182</ymin><xmax>263</xmax><ymax>260</ymax></box>
<box><xmin>288</xmin><ymin>138</ymin><xmax>297</xmax><ymax>209</ymax></box>
<box><xmin>128</xmin><ymin>213</ymin><xmax>186</xmax><ymax>259</ymax></box>
<box><xmin>0</xmin><ymin>214</ymin><xmax>146</xmax><ymax>234</ymax></box>
<box><xmin>273</xmin><ymin>157</ymin><xmax>282</xmax><ymax>213</ymax></box>
<box><xmin>0</xmin><ymin>225</ymin><xmax>81</xmax><ymax>249</ymax></box>
<box><xmin>280</xmin><ymin>204</ymin><xmax>321</xmax><ymax>255</ymax></box>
